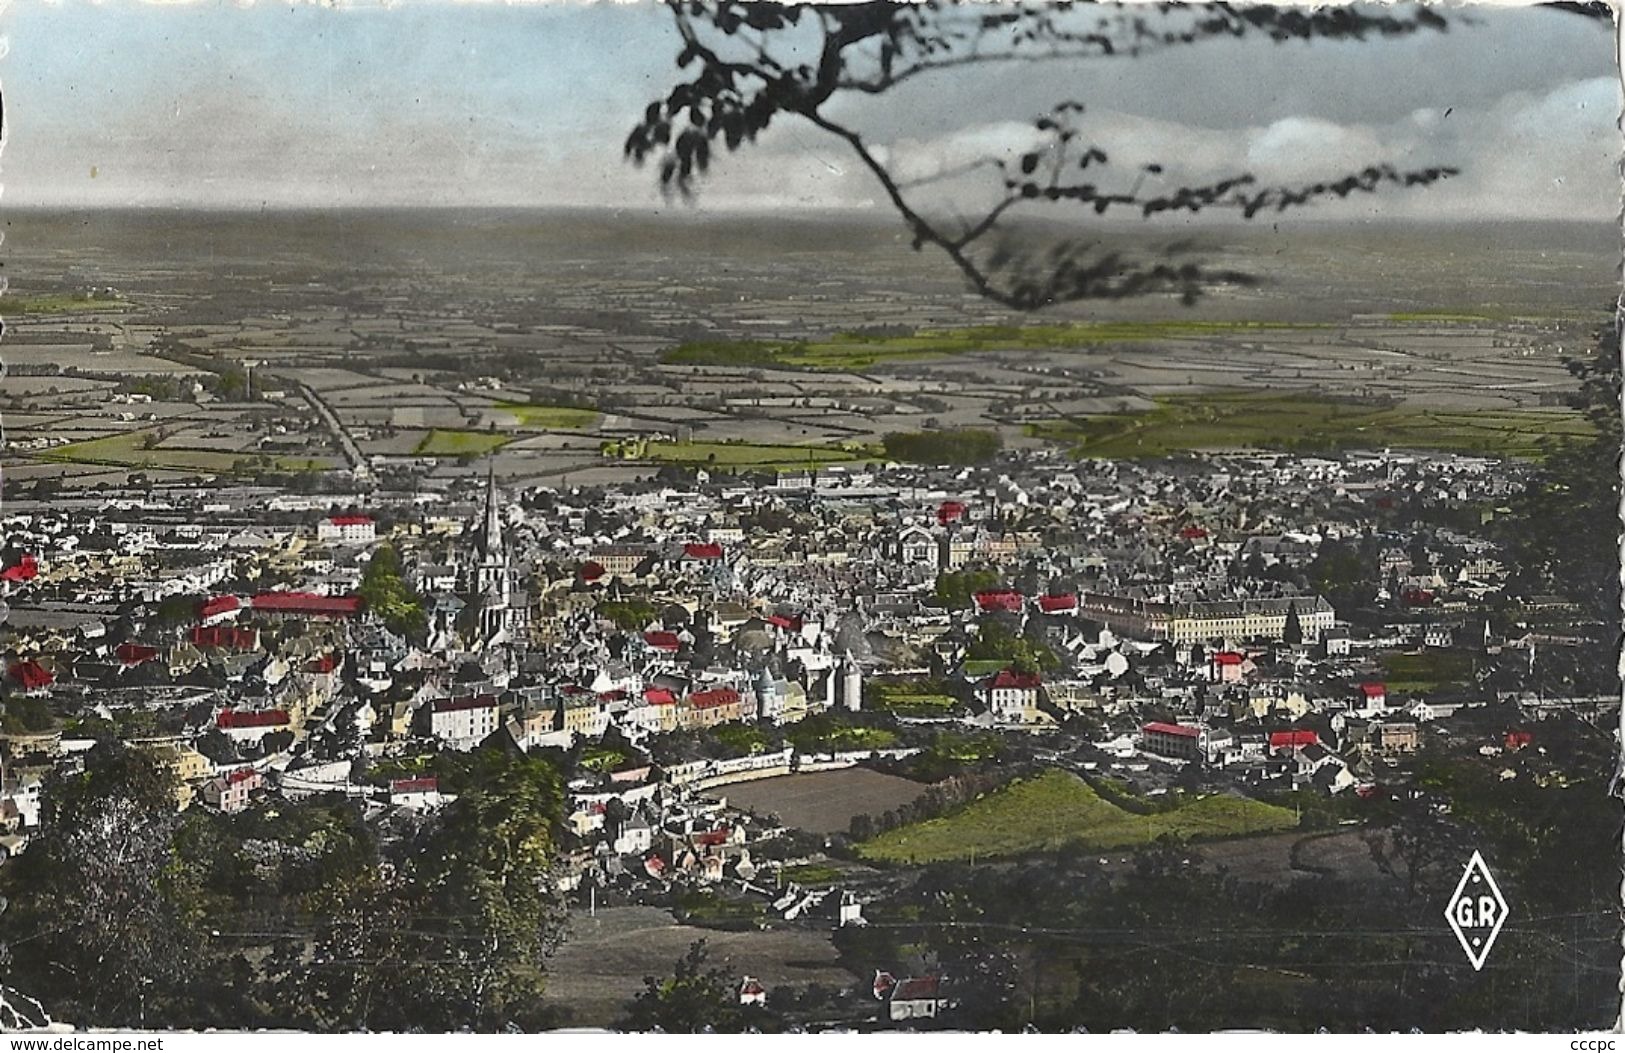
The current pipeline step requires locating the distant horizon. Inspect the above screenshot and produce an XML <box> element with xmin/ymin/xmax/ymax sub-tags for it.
<box><xmin>3</xmin><ymin>1</ymin><xmax>1616</xmax><ymax>218</ymax></box>
<box><xmin>3</xmin><ymin>201</ymin><xmax>1616</xmax><ymax>230</ymax></box>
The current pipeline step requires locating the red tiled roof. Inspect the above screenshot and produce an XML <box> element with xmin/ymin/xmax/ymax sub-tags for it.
<box><xmin>643</xmin><ymin>631</ymin><xmax>681</xmax><ymax>652</ymax></box>
<box><xmin>690</xmin><ymin>687</ymin><xmax>741</xmax><ymax>710</ymax></box>
<box><xmin>116</xmin><ymin>642</ymin><xmax>160</xmax><ymax>666</ymax></box>
<box><xmin>1504</xmin><ymin>730</ymin><xmax>1533</xmax><ymax>749</ymax></box>
<box><xmin>936</xmin><ymin>501</ymin><xmax>967</xmax><ymax>525</ymax></box>
<box><xmin>1269</xmin><ymin>729</ymin><xmax>1320</xmax><ymax>749</ymax></box>
<box><xmin>0</xmin><ymin>554</ymin><xmax>38</xmax><ymax>583</ymax></box>
<box><xmin>1037</xmin><ymin>594</ymin><xmax>1077</xmax><ymax>613</ymax></box>
<box><xmin>307</xmin><ymin>653</ymin><xmax>340</xmax><ymax>674</ymax></box>
<box><xmin>198</xmin><ymin>594</ymin><xmax>241</xmax><ymax>620</ymax></box>
<box><xmin>226</xmin><ymin>768</ymin><xmax>261</xmax><ymax>786</ymax></box>
<box><xmin>973</xmin><ymin>589</ymin><xmax>1023</xmax><ymax>612</ymax></box>
<box><xmin>325</xmin><ymin>515</ymin><xmax>373</xmax><ymax>526</ymax></box>
<box><xmin>432</xmin><ymin>694</ymin><xmax>498</xmax><ymax>713</ymax></box>
<box><xmin>8</xmin><ymin>660</ymin><xmax>52</xmax><ymax>690</ymax></box>
<box><xmin>390</xmin><ymin>777</ymin><xmax>439</xmax><ymax>794</ymax></box>
<box><xmin>217</xmin><ymin>708</ymin><xmax>291</xmax><ymax>730</ymax></box>
<box><xmin>1360</xmin><ymin>682</ymin><xmax>1387</xmax><ymax>697</ymax></box>
<box><xmin>1214</xmin><ymin>651</ymin><xmax>1245</xmax><ymax>666</ymax></box>
<box><xmin>579</xmin><ymin>560</ymin><xmax>606</xmax><ymax>582</ymax></box>
<box><xmin>694</xmin><ymin>826</ymin><xmax>731</xmax><ymax>846</ymax></box>
<box><xmin>1178</xmin><ymin>525</ymin><xmax>1209</xmax><ymax>540</ymax></box>
<box><xmin>766</xmin><ymin>613</ymin><xmax>803</xmax><ymax>631</ymax></box>
<box><xmin>1142</xmin><ymin>721</ymin><xmax>1201</xmax><ymax>738</ymax></box>
<box><xmin>192</xmin><ymin>625</ymin><xmax>259</xmax><ymax>650</ymax></box>
<box><xmin>990</xmin><ymin>669</ymin><xmax>1041</xmax><ymax>690</ymax></box>
<box><xmin>250</xmin><ymin>591</ymin><xmax>361</xmax><ymax>616</ymax></box>
<box><xmin>892</xmin><ymin>976</ymin><xmax>942</xmax><ymax>1002</ymax></box>
<box><xmin>683</xmin><ymin>542</ymin><xmax>724</xmax><ymax>560</ymax></box>
<box><xmin>643</xmin><ymin>687</ymin><xmax>677</xmax><ymax>705</ymax></box>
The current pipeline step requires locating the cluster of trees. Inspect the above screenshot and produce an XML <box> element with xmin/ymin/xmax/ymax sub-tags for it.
<box><xmin>966</xmin><ymin>618</ymin><xmax>1059</xmax><ymax>674</ymax></box>
<box><xmin>658</xmin><ymin>339</ymin><xmax>797</xmax><ymax>368</ymax></box>
<box><xmin>1502</xmin><ymin>317</ymin><xmax>1620</xmax><ymax>683</ymax></box>
<box><xmin>1304</xmin><ymin>535</ymin><xmax>1382</xmax><ymax>614</ymax></box>
<box><xmin>619</xmin><ymin>940</ymin><xmax>782</xmax><ymax>1032</ymax></box>
<box><xmin>932</xmin><ymin>568</ymin><xmax>1004</xmax><ymax>609</ymax></box>
<box><xmin>876</xmin><ymin>729</ymin><xmax>1010</xmax><ymax>783</ymax></box>
<box><xmin>357</xmin><ymin>543</ymin><xmax>427</xmax><ymax>641</ymax></box>
<box><xmin>1</xmin><ymin>743</ymin><xmax>570</xmax><ymax>1031</ymax></box>
<box><xmin>845</xmin><ymin>767</ymin><xmax>1016</xmax><ymax>844</ymax></box>
<box><xmin>0</xmin><ymin>691</ymin><xmax>54</xmax><ymax>733</ymax></box>
<box><xmin>882</xmin><ymin>429</ymin><xmax>1002</xmax><ymax>467</ymax></box>
<box><xmin>595</xmin><ymin>597</ymin><xmax>660</xmax><ymax>630</ymax></box>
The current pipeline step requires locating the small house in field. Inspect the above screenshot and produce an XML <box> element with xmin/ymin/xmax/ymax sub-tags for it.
<box><xmin>738</xmin><ymin>977</ymin><xmax>768</xmax><ymax>1007</ymax></box>
<box><xmin>879</xmin><ymin>974</ymin><xmax>953</xmax><ymax>1022</ymax></box>
<box><xmin>979</xmin><ymin>668</ymin><xmax>1043</xmax><ymax>724</ymax></box>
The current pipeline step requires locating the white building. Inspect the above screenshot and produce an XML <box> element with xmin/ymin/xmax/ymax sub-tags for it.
<box><xmin>318</xmin><ymin>515</ymin><xmax>377</xmax><ymax>545</ymax></box>
<box><xmin>427</xmin><ymin>694</ymin><xmax>502</xmax><ymax>750</ymax></box>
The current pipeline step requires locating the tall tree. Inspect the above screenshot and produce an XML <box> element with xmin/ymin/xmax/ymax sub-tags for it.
<box><xmin>1282</xmin><ymin>600</ymin><xmax>1303</xmax><ymax>647</ymax></box>
<box><xmin>1</xmin><ymin>744</ymin><xmax>208</xmax><ymax>1027</ymax></box>
<box><xmin>621</xmin><ymin>939</ymin><xmax>774</xmax><ymax>1032</ymax></box>
<box><xmin>255</xmin><ymin>750</ymin><xmax>568</xmax><ymax>1032</ymax></box>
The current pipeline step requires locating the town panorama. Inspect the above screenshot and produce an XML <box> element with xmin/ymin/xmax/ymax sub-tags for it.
<box><xmin>0</xmin><ymin>0</ymin><xmax>1620</xmax><ymax>1037</ymax></box>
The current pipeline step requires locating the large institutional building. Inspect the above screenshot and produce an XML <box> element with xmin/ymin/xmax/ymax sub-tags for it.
<box><xmin>1080</xmin><ymin>592</ymin><xmax>1336</xmax><ymax>644</ymax></box>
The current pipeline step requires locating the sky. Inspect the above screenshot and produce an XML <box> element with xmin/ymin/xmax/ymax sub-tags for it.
<box><xmin>1</xmin><ymin>0</ymin><xmax>1619</xmax><ymax>219</ymax></box>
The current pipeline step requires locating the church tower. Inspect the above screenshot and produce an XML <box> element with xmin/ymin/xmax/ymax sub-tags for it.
<box><xmin>840</xmin><ymin>651</ymin><xmax>863</xmax><ymax>712</ymax></box>
<box><xmin>471</xmin><ymin>462</ymin><xmax>512</xmax><ymax>644</ymax></box>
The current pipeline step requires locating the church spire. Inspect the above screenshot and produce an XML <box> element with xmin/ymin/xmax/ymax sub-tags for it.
<box><xmin>480</xmin><ymin>460</ymin><xmax>503</xmax><ymax>559</ymax></box>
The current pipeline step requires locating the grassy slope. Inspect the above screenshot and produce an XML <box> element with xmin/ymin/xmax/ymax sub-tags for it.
<box><xmin>1381</xmin><ymin>650</ymin><xmax>1476</xmax><ymax>694</ymax></box>
<box><xmin>857</xmin><ymin>769</ymin><xmax>1296</xmax><ymax>864</ymax></box>
<box><xmin>493</xmin><ymin>402</ymin><xmax>600</xmax><ymax>429</ymax></box>
<box><xmin>413</xmin><ymin>429</ymin><xmax>511</xmax><ymax>456</ymax></box>
<box><xmin>1029</xmin><ymin>392</ymin><xmax>1592</xmax><ymax>460</ymax></box>
<box><xmin>661</xmin><ymin>321</ymin><xmax>1320</xmax><ymax>371</ymax></box>
<box><xmin>641</xmin><ymin>439</ymin><xmax>878</xmax><ymax>470</ymax></box>
<box><xmin>42</xmin><ymin>429</ymin><xmax>330</xmax><ymax>473</ymax></box>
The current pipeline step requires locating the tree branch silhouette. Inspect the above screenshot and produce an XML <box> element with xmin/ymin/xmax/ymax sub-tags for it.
<box><xmin>626</xmin><ymin>0</ymin><xmax>1462</xmax><ymax>311</ymax></box>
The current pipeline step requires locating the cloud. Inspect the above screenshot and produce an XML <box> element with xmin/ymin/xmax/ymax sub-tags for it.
<box><xmin>788</xmin><ymin>73</ymin><xmax>1620</xmax><ymax>222</ymax></box>
<box><xmin>0</xmin><ymin>0</ymin><xmax>1615</xmax><ymax>217</ymax></box>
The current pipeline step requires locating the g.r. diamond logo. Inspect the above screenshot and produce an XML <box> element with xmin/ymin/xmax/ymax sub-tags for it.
<box><xmin>1445</xmin><ymin>850</ymin><xmax>1508</xmax><ymax>971</ymax></box>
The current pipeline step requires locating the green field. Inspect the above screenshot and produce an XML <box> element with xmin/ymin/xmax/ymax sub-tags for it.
<box><xmin>0</xmin><ymin>294</ymin><xmax>131</xmax><ymax>315</ymax></box>
<box><xmin>867</xmin><ymin>678</ymin><xmax>960</xmax><ymax>718</ymax></box>
<box><xmin>1381</xmin><ymin>650</ymin><xmax>1476</xmax><ymax>694</ymax></box>
<box><xmin>493</xmin><ymin>402</ymin><xmax>599</xmax><ymax>429</ymax></box>
<box><xmin>414</xmin><ymin>429</ymin><xmax>511</xmax><ymax>457</ymax></box>
<box><xmin>660</xmin><ymin>321</ymin><xmax>1320</xmax><ymax>372</ymax></box>
<box><xmin>612</xmin><ymin>437</ymin><xmax>878</xmax><ymax>471</ymax></box>
<box><xmin>42</xmin><ymin>430</ymin><xmax>330</xmax><ymax>474</ymax></box>
<box><xmin>857</xmin><ymin>769</ymin><xmax>1297</xmax><ymax>864</ymax></box>
<box><xmin>779</xmin><ymin>863</ymin><xmax>845</xmax><ymax>886</ymax></box>
<box><xmin>1029</xmin><ymin>392</ymin><xmax>1593</xmax><ymax>460</ymax></box>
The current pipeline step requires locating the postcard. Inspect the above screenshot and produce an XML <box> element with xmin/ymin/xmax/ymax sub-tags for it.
<box><xmin>0</xmin><ymin>0</ymin><xmax>1618</xmax><ymax>1035</ymax></box>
